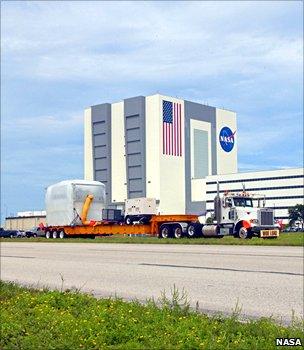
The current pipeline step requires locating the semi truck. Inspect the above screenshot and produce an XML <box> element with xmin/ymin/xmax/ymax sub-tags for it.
<box><xmin>187</xmin><ymin>183</ymin><xmax>280</xmax><ymax>239</ymax></box>
<box><xmin>43</xmin><ymin>180</ymin><xmax>279</xmax><ymax>239</ymax></box>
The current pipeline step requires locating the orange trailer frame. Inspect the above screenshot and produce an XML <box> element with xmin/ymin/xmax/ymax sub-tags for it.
<box><xmin>46</xmin><ymin>214</ymin><xmax>199</xmax><ymax>237</ymax></box>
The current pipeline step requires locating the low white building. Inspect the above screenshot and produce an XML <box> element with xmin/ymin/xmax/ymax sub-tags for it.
<box><xmin>205</xmin><ymin>168</ymin><xmax>304</xmax><ymax>223</ymax></box>
<box><xmin>5</xmin><ymin>213</ymin><xmax>46</xmax><ymax>231</ymax></box>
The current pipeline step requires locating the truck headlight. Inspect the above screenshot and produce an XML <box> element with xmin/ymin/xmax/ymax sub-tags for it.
<box><xmin>250</xmin><ymin>219</ymin><xmax>259</xmax><ymax>224</ymax></box>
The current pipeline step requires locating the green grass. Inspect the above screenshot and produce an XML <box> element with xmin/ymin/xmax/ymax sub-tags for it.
<box><xmin>1</xmin><ymin>232</ymin><xmax>303</xmax><ymax>246</ymax></box>
<box><xmin>0</xmin><ymin>281</ymin><xmax>303</xmax><ymax>350</ymax></box>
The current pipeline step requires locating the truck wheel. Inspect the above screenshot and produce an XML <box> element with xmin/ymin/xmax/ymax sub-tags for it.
<box><xmin>187</xmin><ymin>224</ymin><xmax>196</xmax><ymax>238</ymax></box>
<box><xmin>52</xmin><ymin>231</ymin><xmax>58</xmax><ymax>239</ymax></box>
<box><xmin>45</xmin><ymin>231</ymin><xmax>51</xmax><ymax>239</ymax></box>
<box><xmin>125</xmin><ymin>216</ymin><xmax>132</xmax><ymax>225</ymax></box>
<box><xmin>238</xmin><ymin>227</ymin><xmax>251</xmax><ymax>239</ymax></box>
<box><xmin>159</xmin><ymin>225</ymin><xmax>171</xmax><ymax>239</ymax></box>
<box><xmin>173</xmin><ymin>225</ymin><xmax>182</xmax><ymax>239</ymax></box>
<box><xmin>58</xmin><ymin>231</ymin><xmax>65</xmax><ymax>239</ymax></box>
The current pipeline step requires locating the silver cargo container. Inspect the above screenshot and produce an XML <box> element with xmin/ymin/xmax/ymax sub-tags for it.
<box><xmin>46</xmin><ymin>180</ymin><xmax>106</xmax><ymax>226</ymax></box>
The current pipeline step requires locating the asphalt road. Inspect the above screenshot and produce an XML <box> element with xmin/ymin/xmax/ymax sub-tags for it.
<box><xmin>1</xmin><ymin>242</ymin><xmax>303</xmax><ymax>323</ymax></box>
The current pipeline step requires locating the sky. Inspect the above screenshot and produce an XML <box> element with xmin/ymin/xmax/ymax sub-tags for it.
<box><xmin>1</xmin><ymin>1</ymin><xmax>303</xmax><ymax>220</ymax></box>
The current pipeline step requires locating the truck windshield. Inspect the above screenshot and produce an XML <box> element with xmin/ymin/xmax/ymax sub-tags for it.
<box><xmin>233</xmin><ymin>197</ymin><xmax>253</xmax><ymax>207</ymax></box>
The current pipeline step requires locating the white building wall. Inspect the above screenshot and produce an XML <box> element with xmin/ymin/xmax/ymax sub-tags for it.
<box><xmin>145</xmin><ymin>95</ymin><xmax>161</xmax><ymax>201</ymax></box>
<box><xmin>111</xmin><ymin>102</ymin><xmax>127</xmax><ymax>203</ymax></box>
<box><xmin>84</xmin><ymin>108</ymin><xmax>94</xmax><ymax>180</ymax></box>
<box><xmin>158</xmin><ymin>94</ymin><xmax>185</xmax><ymax>214</ymax></box>
<box><xmin>215</xmin><ymin>108</ymin><xmax>237</xmax><ymax>175</ymax></box>
<box><xmin>190</xmin><ymin>119</ymin><xmax>211</xmax><ymax>202</ymax></box>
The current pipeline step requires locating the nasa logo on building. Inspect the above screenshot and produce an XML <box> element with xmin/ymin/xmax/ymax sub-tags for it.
<box><xmin>219</xmin><ymin>127</ymin><xmax>236</xmax><ymax>152</ymax></box>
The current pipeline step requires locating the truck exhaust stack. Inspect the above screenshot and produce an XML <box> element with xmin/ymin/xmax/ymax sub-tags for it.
<box><xmin>214</xmin><ymin>181</ymin><xmax>221</xmax><ymax>223</ymax></box>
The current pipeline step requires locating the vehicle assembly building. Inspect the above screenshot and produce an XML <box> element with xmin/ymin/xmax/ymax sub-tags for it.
<box><xmin>84</xmin><ymin>93</ymin><xmax>303</xmax><ymax>221</ymax></box>
<box><xmin>84</xmin><ymin>94</ymin><xmax>237</xmax><ymax>215</ymax></box>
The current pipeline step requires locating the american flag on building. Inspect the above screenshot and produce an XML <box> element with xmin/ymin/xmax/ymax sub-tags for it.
<box><xmin>162</xmin><ymin>100</ymin><xmax>182</xmax><ymax>156</ymax></box>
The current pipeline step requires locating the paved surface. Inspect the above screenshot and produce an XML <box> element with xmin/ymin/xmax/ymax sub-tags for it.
<box><xmin>1</xmin><ymin>242</ymin><xmax>303</xmax><ymax>323</ymax></box>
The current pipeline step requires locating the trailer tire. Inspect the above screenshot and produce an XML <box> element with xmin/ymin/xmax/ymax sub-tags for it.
<box><xmin>159</xmin><ymin>225</ymin><xmax>171</xmax><ymax>239</ymax></box>
<box><xmin>125</xmin><ymin>216</ymin><xmax>132</xmax><ymax>225</ymax></box>
<box><xmin>58</xmin><ymin>230</ymin><xmax>65</xmax><ymax>239</ymax></box>
<box><xmin>139</xmin><ymin>215</ymin><xmax>151</xmax><ymax>224</ymax></box>
<box><xmin>187</xmin><ymin>224</ymin><xmax>196</xmax><ymax>238</ymax></box>
<box><xmin>45</xmin><ymin>231</ymin><xmax>51</xmax><ymax>239</ymax></box>
<box><xmin>52</xmin><ymin>231</ymin><xmax>58</xmax><ymax>239</ymax></box>
<box><xmin>173</xmin><ymin>225</ymin><xmax>183</xmax><ymax>239</ymax></box>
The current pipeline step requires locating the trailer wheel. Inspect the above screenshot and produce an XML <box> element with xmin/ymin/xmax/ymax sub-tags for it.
<box><xmin>125</xmin><ymin>216</ymin><xmax>132</xmax><ymax>225</ymax></box>
<box><xmin>58</xmin><ymin>230</ymin><xmax>65</xmax><ymax>239</ymax></box>
<box><xmin>173</xmin><ymin>225</ymin><xmax>183</xmax><ymax>239</ymax></box>
<box><xmin>159</xmin><ymin>225</ymin><xmax>171</xmax><ymax>239</ymax></box>
<box><xmin>238</xmin><ymin>227</ymin><xmax>251</xmax><ymax>239</ymax></box>
<box><xmin>52</xmin><ymin>231</ymin><xmax>58</xmax><ymax>239</ymax></box>
<box><xmin>187</xmin><ymin>224</ymin><xmax>196</xmax><ymax>238</ymax></box>
<box><xmin>45</xmin><ymin>231</ymin><xmax>51</xmax><ymax>239</ymax></box>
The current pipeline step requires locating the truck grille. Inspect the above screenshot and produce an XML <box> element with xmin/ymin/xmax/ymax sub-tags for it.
<box><xmin>260</xmin><ymin>210</ymin><xmax>274</xmax><ymax>226</ymax></box>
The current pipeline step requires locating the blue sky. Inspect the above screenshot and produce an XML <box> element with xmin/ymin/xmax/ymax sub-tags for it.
<box><xmin>1</xmin><ymin>1</ymin><xmax>303</xmax><ymax>220</ymax></box>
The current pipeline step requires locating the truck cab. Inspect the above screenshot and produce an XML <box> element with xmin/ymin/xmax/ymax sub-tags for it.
<box><xmin>222</xmin><ymin>195</ymin><xmax>256</xmax><ymax>223</ymax></box>
<box><xmin>217</xmin><ymin>191</ymin><xmax>279</xmax><ymax>238</ymax></box>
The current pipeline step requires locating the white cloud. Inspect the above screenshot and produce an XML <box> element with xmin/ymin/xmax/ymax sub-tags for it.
<box><xmin>238</xmin><ymin>113</ymin><xmax>303</xmax><ymax>152</ymax></box>
<box><xmin>1</xmin><ymin>111</ymin><xmax>84</xmax><ymax>179</ymax></box>
<box><xmin>2</xmin><ymin>1</ymin><xmax>302</xmax><ymax>84</ymax></box>
<box><xmin>2</xmin><ymin>112</ymin><xmax>82</xmax><ymax>132</ymax></box>
<box><xmin>1</xmin><ymin>112</ymin><xmax>83</xmax><ymax>147</ymax></box>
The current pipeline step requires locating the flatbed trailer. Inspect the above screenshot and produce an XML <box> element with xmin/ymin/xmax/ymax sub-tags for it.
<box><xmin>44</xmin><ymin>183</ymin><xmax>279</xmax><ymax>240</ymax></box>
<box><xmin>44</xmin><ymin>214</ymin><xmax>199</xmax><ymax>239</ymax></box>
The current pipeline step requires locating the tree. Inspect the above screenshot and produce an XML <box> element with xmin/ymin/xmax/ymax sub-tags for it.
<box><xmin>288</xmin><ymin>204</ymin><xmax>304</xmax><ymax>229</ymax></box>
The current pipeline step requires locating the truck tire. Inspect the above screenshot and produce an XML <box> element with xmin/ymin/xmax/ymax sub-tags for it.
<box><xmin>125</xmin><ymin>216</ymin><xmax>132</xmax><ymax>225</ymax></box>
<box><xmin>58</xmin><ymin>230</ymin><xmax>65</xmax><ymax>239</ymax></box>
<box><xmin>159</xmin><ymin>225</ymin><xmax>171</xmax><ymax>239</ymax></box>
<box><xmin>45</xmin><ymin>231</ymin><xmax>51</xmax><ymax>239</ymax></box>
<box><xmin>52</xmin><ymin>231</ymin><xmax>58</xmax><ymax>239</ymax></box>
<box><xmin>238</xmin><ymin>227</ymin><xmax>251</xmax><ymax>239</ymax></box>
<box><xmin>173</xmin><ymin>225</ymin><xmax>183</xmax><ymax>239</ymax></box>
